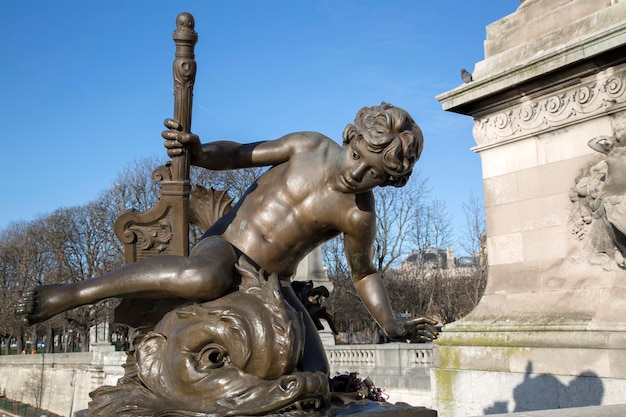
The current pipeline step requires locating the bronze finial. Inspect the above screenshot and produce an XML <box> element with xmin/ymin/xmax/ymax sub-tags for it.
<box><xmin>171</xmin><ymin>12</ymin><xmax>198</xmax><ymax>182</ymax></box>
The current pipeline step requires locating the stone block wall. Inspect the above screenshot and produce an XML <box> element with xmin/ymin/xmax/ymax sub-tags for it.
<box><xmin>0</xmin><ymin>350</ymin><xmax>126</xmax><ymax>417</ymax></box>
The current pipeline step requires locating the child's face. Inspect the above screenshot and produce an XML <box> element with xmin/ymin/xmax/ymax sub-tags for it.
<box><xmin>335</xmin><ymin>137</ymin><xmax>389</xmax><ymax>193</ymax></box>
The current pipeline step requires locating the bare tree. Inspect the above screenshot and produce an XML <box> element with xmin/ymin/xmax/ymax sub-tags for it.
<box><xmin>407</xmin><ymin>193</ymin><xmax>487</xmax><ymax>325</ymax></box>
<box><xmin>0</xmin><ymin>220</ymin><xmax>56</xmax><ymax>354</ymax></box>
<box><xmin>322</xmin><ymin>236</ymin><xmax>350</xmax><ymax>281</ymax></box>
<box><xmin>409</xmin><ymin>197</ymin><xmax>453</xmax><ymax>269</ymax></box>
<box><xmin>43</xmin><ymin>203</ymin><xmax>121</xmax><ymax>351</ymax></box>
<box><xmin>460</xmin><ymin>192</ymin><xmax>488</xmax><ymax>309</ymax></box>
<box><xmin>428</xmin><ymin>199</ymin><xmax>453</xmax><ymax>265</ymax></box>
<box><xmin>373</xmin><ymin>173</ymin><xmax>428</xmax><ymax>276</ymax></box>
<box><xmin>432</xmin><ymin>269</ymin><xmax>464</xmax><ymax>324</ymax></box>
<box><xmin>384</xmin><ymin>268</ymin><xmax>436</xmax><ymax>319</ymax></box>
<box><xmin>106</xmin><ymin>156</ymin><xmax>164</xmax><ymax>214</ymax></box>
<box><xmin>460</xmin><ymin>192</ymin><xmax>485</xmax><ymax>263</ymax></box>
<box><xmin>24</xmin><ymin>370</ymin><xmax>43</xmax><ymax>409</ymax></box>
<box><xmin>193</xmin><ymin>166</ymin><xmax>266</xmax><ymax>201</ymax></box>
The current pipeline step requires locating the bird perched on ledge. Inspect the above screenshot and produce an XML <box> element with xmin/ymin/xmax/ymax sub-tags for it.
<box><xmin>461</xmin><ymin>68</ymin><xmax>473</xmax><ymax>83</ymax></box>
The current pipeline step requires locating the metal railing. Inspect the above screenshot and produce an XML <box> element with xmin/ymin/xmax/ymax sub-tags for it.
<box><xmin>0</xmin><ymin>397</ymin><xmax>59</xmax><ymax>417</ymax></box>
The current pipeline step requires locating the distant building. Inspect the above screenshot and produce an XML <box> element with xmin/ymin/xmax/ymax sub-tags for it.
<box><xmin>400</xmin><ymin>247</ymin><xmax>479</xmax><ymax>272</ymax></box>
<box><xmin>456</xmin><ymin>256</ymin><xmax>479</xmax><ymax>268</ymax></box>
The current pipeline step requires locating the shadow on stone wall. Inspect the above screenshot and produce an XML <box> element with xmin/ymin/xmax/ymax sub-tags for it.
<box><xmin>483</xmin><ymin>362</ymin><xmax>604</xmax><ymax>414</ymax></box>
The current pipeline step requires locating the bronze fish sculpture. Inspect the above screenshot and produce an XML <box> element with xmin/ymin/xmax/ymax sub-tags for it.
<box><xmin>88</xmin><ymin>258</ymin><xmax>329</xmax><ymax>416</ymax></box>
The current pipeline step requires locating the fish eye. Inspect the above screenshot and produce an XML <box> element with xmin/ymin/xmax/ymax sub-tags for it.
<box><xmin>197</xmin><ymin>343</ymin><xmax>228</xmax><ymax>370</ymax></box>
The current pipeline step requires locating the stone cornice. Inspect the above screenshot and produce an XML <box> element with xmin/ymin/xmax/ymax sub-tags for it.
<box><xmin>471</xmin><ymin>64</ymin><xmax>626</xmax><ymax>151</ymax></box>
<box><xmin>437</xmin><ymin>3</ymin><xmax>626</xmax><ymax>114</ymax></box>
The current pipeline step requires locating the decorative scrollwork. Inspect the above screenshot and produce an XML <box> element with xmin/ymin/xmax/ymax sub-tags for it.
<box><xmin>126</xmin><ymin>219</ymin><xmax>173</xmax><ymax>253</ymax></box>
<box><xmin>494</xmin><ymin>112</ymin><xmax>511</xmax><ymax>129</ymax></box>
<box><xmin>519</xmin><ymin>103</ymin><xmax>536</xmax><ymax>122</ymax></box>
<box><xmin>575</xmin><ymin>85</ymin><xmax>594</xmax><ymax>105</ymax></box>
<box><xmin>474</xmin><ymin>65</ymin><xmax>626</xmax><ymax>146</ymax></box>
<box><xmin>605</xmin><ymin>75</ymin><xmax>624</xmax><ymax>98</ymax></box>
<box><xmin>152</xmin><ymin>162</ymin><xmax>172</xmax><ymax>183</ymax></box>
<box><xmin>545</xmin><ymin>94</ymin><xmax>563</xmax><ymax>114</ymax></box>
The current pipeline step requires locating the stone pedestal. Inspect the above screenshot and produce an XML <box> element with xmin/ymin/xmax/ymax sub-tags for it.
<box><xmin>89</xmin><ymin>322</ymin><xmax>115</xmax><ymax>352</ymax></box>
<box><xmin>434</xmin><ymin>1</ymin><xmax>626</xmax><ymax>416</ymax></box>
<box><xmin>294</xmin><ymin>246</ymin><xmax>334</xmax><ymax>292</ymax></box>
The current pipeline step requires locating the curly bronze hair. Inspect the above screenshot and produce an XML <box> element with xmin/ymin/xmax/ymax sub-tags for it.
<box><xmin>342</xmin><ymin>102</ymin><xmax>423</xmax><ymax>187</ymax></box>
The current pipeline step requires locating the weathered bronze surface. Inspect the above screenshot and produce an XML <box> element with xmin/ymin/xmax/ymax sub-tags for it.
<box><xmin>114</xmin><ymin>11</ymin><xmax>198</xmax><ymax>263</ymax></box>
<box><xmin>89</xmin><ymin>259</ymin><xmax>329</xmax><ymax>416</ymax></box>
<box><xmin>292</xmin><ymin>280</ymin><xmax>338</xmax><ymax>335</ymax></box>
<box><xmin>16</xmin><ymin>12</ymin><xmax>437</xmax><ymax>416</ymax></box>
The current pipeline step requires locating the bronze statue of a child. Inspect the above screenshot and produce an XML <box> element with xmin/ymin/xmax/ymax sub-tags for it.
<box><xmin>17</xmin><ymin>102</ymin><xmax>437</xmax><ymax>374</ymax></box>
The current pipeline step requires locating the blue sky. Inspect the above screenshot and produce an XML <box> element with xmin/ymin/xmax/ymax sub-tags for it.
<box><xmin>1</xmin><ymin>1</ymin><xmax>519</xmax><ymax>249</ymax></box>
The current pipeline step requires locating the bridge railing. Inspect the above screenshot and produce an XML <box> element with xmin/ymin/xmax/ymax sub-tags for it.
<box><xmin>325</xmin><ymin>342</ymin><xmax>435</xmax><ymax>406</ymax></box>
<box><xmin>326</xmin><ymin>342</ymin><xmax>435</xmax><ymax>375</ymax></box>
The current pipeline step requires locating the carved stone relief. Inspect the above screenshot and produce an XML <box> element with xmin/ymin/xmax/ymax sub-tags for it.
<box><xmin>473</xmin><ymin>65</ymin><xmax>626</xmax><ymax>149</ymax></box>
<box><xmin>572</xmin><ymin>115</ymin><xmax>626</xmax><ymax>268</ymax></box>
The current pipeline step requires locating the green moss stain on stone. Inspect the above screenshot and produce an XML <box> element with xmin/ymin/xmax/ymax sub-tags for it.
<box><xmin>437</xmin><ymin>346</ymin><xmax>461</xmax><ymax>370</ymax></box>
<box><xmin>433</xmin><ymin>368</ymin><xmax>457</xmax><ymax>413</ymax></box>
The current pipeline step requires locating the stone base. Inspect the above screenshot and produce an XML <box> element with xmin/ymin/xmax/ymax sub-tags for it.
<box><xmin>328</xmin><ymin>394</ymin><xmax>437</xmax><ymax>416</ymax></box>
<box><xmin>320</xmin><ymin>330</ymin><xmax>336</xmax><ymax>346</ymax></box>
<box><xmin>432</xmin><ymin>329</ymin><xmax>626</xmax><ymax>417</ymax></box>
<box><xmin>471</xmin><ymin>404</ymin><xmax>626</xmax><ymax>417</ymax></box>
<box><xmin>77</xmin><ymin>399</ymin><xmax>437</xmax><ymax>417</ymax></box>
<box><xmin>89</xmin><ymin>343</ymin><xmax>116</xmax><ymax>353</ymax></box>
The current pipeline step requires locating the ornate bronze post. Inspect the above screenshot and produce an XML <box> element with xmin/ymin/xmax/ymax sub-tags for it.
<box><xmin>160</xmin><ymin>12</ymin><xmax>198</xmax><ymax>256</ymax></box>
<box><xmin>114</xmin><ymin>13</ymin><xmax>198</xmax><ymax>261</ymax></box>
<box><xmin>170</xmin><ymin>12</ymin><xmax>198</xmax><ymax>183</ymax></box>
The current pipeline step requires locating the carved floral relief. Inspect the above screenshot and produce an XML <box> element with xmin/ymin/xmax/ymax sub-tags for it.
<box><xmin>473</xmin><ymin>66</ymin><xmax>626</xmax><ymax>148</ymax></box>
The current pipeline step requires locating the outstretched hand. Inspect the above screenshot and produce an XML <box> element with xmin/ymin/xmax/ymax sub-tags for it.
<box><xmin>162</xmin><ymin>118</ymin><xmax>201</xmax><ymax>158</ymax></box>
<box><xmin>383</xmin><ymin>316</ymin><xmax>439</xmax><ymax>342</ymax></box>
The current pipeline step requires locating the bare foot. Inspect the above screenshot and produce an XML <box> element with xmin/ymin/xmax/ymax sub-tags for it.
<box><xmin>16</xmin><ymin>284</ymin><xmax>75</xmax><ymax>326</ymax></box>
